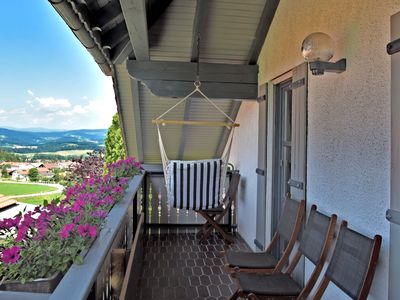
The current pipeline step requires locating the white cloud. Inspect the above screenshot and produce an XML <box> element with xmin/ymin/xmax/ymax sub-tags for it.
<box><xmin>3</xmin><ymin>78</ymin><xmax>117</xmax><ymax>129</ymax></box>
<box><xmin>0</xmin><ymin>110</ymin><xmax>5</xmax><ymax>114</ymax></box>
<box><xmin>35</xmin><ymin>97</ymin><xmax>71</xmax><ymax>110</ymax></box>
<box><xmin>27</xmin><ymin>90</ymin><xmax>34</xmax><ymax>96</ymax></box>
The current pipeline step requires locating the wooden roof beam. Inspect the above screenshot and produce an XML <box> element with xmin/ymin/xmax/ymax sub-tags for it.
<box><xmin>102</xmin><ymin>21</ymin><xmax>129</xmax><ymax>49</ymax></box>
<box><xmin>127</xmin><ymin>60</ymin><xmax>258</xmax><ymax>99</ymax></box>
<box><xmin>191</xmin><ymin>0</ymin><xmax>210</xmax><ymax>62</ymax></box>
<box><xmin>247</xmin><ymin>0</ymin><xmax>280</xmax><ymax>65</ymax></box>
<box><xmin>119</xmin><ymin>0</ymin><xmax>149</xmax><ymax>60</ymax></box>
<box><xmin>93</xmin><ymin>1</ymin><xmax>123</xmax><ymax>30</ymax></box>
<box><xmin>111</xmin><ymin>38</ymin><xmax>134</xmax><ymax>64</ymax></box>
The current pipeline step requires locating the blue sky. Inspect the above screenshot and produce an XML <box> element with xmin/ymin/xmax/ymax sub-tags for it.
<box><xmin>0</xmin><ymin>1</ymin><xmax>116</xmax><ymax>130</ymax></box>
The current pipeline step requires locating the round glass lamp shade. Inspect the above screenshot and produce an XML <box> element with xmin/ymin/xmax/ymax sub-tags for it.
<box><xmin>301</xmin><ymin>32</ymin><xmax>334</xmax><ymax>62</ymax></box>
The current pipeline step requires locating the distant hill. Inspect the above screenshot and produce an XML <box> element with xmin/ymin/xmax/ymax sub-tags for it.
<box><xmin>0</xmin><ymin>128</ymin><xmax>107</xmax><ymax>153</ymax></box>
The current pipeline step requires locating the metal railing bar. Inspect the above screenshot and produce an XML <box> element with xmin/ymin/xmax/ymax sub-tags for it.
<box><xmin>49</xmin><ymin>173</ymin><xmax>145</xmax><ymax>300</ymax></box>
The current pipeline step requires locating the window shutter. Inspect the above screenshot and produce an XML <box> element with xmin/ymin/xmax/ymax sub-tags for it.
<box><xmin>290</xmin><ymin>63</ymin><xmax>308</xmax><ymax>201</ymax></box>
<box><xmin>255</xmin><ymin>83</ymin><xmax>267</xmax><ymax>250</ymax></box>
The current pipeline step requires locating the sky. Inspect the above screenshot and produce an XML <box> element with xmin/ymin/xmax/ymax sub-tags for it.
<box><xmin>0</xmin><ymin>1</ymin><xmax>117</xmax><ymax>130</ymax></box>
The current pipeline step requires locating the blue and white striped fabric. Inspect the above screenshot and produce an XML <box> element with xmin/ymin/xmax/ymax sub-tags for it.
<box><xmin>166</xmin><ymin>159</ymin><xmax>223</xmax><ymax>210</ymax></box>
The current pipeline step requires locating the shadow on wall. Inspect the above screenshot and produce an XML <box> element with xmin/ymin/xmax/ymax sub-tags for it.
<box><xmin>239</xmin><ymin>176</ymin><xmax>247</xmax><ymax>200</ymax></box>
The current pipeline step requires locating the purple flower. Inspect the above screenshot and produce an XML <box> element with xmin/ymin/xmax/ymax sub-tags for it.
<box><xmin>15</xmin><ymin>225</ymin><xmax>29</xmax><ymax>242</ymax></box>
<box><xmin>77</xmin><ymin>223</ymin><xmax>97</xmax><ymax>238</ymax></box>
<box><xmin>91</xmin><ymin>210</ymin><xmax>108</xmax><ymax>218</ymax></box>
<box><xmin>59</xmin><ymin>223</ymin><xmax>75</xmax><ymax>239</ymax></box>
<box><xmin>2</xmin><ymin>246</ymin><xmax>21</xmax><ymax>264</ymax></box>
<box><xmin>71</xmin><ymin>198</ymin><xmax>86</xmax><ymax>212</ymax></box>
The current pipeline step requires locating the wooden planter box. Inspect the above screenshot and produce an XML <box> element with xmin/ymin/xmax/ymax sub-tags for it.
<box><xmin>0</xmin><ymin>272</ymin><xmax>63</xmax><ymax>293</ymax></box>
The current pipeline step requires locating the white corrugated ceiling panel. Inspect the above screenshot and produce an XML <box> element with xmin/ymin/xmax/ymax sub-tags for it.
<box><xmin>199</xmin><ymin>0</ymin><xmax>265</xmax><ymax>64</ymax></box>
<box><xmin>114</xmin><ymin>64</ymin><xmax>139</xmax><ymax>158</ymax></box>
<box><xmin>182</xmin><ymin>99</ymin><xmax>234</xmax><ymax>160</ymax></box>
<box><xmin>139</xmin><ymin>84</ymin><xmax>185</xmax><ymax>163</ymax></box>
<box><xmin>149</xmin><ymin>0</ymin><xmax>196</xmax><ymax>62</ymax></box>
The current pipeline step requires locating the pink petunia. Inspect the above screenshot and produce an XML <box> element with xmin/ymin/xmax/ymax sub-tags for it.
<box><xmin>91</xmin><ymin>210</ymin><xmax>108</xmax><ymax>218</ymax></box>
<box><xmin>77</xmin><ymin>223</ymin><xmax>97</xmax><ymax>238</ymax></box>
<box><xmin>2</xmin><ymin>246</ymin><xmax>21</xmax><ymax>264</ymax></box>
<box><xmin>59</xmin><ymin>223</ymin><xmax>75</xmax><ymax>239</ymax></box>
<box><xmin>15</xmin><ymin>225</ymin><xmax>29</xmax><ymax>242</ymax></box>
<box><xmin>71</xmin><ymin>198</ymin><xmax>86</xmax><ymax>212</ymax></box>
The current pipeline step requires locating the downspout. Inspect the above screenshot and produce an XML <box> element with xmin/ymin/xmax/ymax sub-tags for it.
<box><xmin>49</xmin><ymin>0</ymin><xmax>113</xmax><ymax>76</ymax></box>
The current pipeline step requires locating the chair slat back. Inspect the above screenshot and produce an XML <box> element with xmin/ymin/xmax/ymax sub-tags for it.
<box><xmin>298</xmin><ymin>207</ymin><xmax>333</xmax><ymax>264</ymax></box>
<box><xmin>222</xmin><ymin>172</ymin><xmax>240</xmax><ymax>207</ymax></box>
<box><xmin>276</xmin><ymin>198</ymin><xmax>303</xmax><ymax>242</ymax></box>
<box><xmin>325</xmin><ymin>223</ymin><xmax>382</xmax><ymax>299</ymax></box>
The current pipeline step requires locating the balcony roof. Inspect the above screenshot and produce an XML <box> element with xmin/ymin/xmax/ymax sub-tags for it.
<box><xmin>49</xmin><ymin>0</ymin><xmax>279</xmax><ymax>163</ymax></box>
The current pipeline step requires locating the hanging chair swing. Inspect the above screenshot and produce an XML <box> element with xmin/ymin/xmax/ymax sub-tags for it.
<box><xmin>153</xmin><ymin>36</ymin><xmax>240</xmax><ymax>211</ymax></box>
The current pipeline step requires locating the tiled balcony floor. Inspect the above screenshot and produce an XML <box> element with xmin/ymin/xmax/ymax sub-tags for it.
<box><xmin>138</xmin><ymin>228</ymin><xmax>250</xmax><ymax>300</ymax></box>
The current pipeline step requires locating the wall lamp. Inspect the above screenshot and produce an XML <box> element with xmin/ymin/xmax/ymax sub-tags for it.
<box><xmin>301</xmin><ymin>32</ymin><xmax>346</xmax><ymax>75</ymax></box>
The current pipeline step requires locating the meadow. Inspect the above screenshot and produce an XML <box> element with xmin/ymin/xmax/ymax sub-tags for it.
<box><xmin>17</xmin><ymin>193</ymin><xmax>63</xmax><ymax>206</ymax></box>
<box><xmin>0</xmin><ymin>182</ymin><xmax>58</xmax><ymax>196</ymax></box>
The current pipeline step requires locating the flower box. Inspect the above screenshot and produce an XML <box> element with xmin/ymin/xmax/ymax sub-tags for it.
<box><xmin>0</xmin><ymin>158</ymin><xmax>143</xmax><ymax>297</ymax></box>
<box><xmin>0</xmin><ymin>272</ymin><xmax>62</xmax><ymax>293</ymax></box>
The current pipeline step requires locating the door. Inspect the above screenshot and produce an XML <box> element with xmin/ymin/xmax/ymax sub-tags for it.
<box><xmin>272</xmin><ymin>63</ymin><xmax>308</xmax><ymax>284</ymax></box>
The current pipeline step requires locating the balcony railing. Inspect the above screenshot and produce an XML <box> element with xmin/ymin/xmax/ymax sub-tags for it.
<box><xmin>144</xmin><ymin>169</ymin><xmax>236</xmax><ymax>228</ymax></box>
<box><xmin>0</xmin><ymin>169</ymin><xmax>238</xmax><ymax>300</ymax></box>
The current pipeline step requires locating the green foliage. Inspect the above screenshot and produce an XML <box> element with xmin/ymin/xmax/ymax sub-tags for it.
<box><xmin>16</xmin><ymin>193</ymin><xmax>63</xmax><ymax>206</ymax></box>
<box><xmin>0</xmin><ymin>150</ymin><xmax>23</xmax><ymax>162</ymax></box>
<box><xmin>28</xmin><ymin>168</ymin><xmax>39</xmax><ymax>182</ymax></box>
<box><xmin>105</xmin><ymin>113</ymin><xmax>126</xmax><ymax>165</ymax></box>
<box><xmin>1</xmin><ymin>167</ymin><xmax>8</xmax><ymax>178</ymax></box>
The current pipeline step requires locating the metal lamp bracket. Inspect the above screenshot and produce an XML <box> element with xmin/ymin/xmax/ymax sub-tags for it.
<box><xmin>387</xmin><ymin>38</ymin><xmax>400</xmax><ymax>55</ymax></box>
<box><xmin>309</xmin><ymin>58</ymin><xmax>346</xmax><ymax>75</ymax></box>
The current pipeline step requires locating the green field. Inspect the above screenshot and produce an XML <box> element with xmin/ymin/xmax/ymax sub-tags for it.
<box><xmin>17</xmin><ymin>193</ymin><xmax>63</xmax><ymax>206</ymax></box>
<box><xmin>0</xmin><ymin>182</ymin><xmax>57</xmax><ymax>196</ymax></box>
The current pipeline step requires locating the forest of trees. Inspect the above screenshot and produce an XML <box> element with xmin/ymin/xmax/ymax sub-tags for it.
<box><xmin>0</xmin><ymin>150</ymin><xmax>24</xmax><ymax>162</ymax></box>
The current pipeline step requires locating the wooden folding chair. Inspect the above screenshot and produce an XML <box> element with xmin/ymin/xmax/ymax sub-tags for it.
<box><xmin>313</xmin><ymin>221</ymin><xmax>382</xmax><ymax>300</ymax></box>
<box><xmin>230</xmin><ymin>205</ymin><xmax>337</xmax><ymax>300</ymax></box>
<box><xmin>195</xmin><ymin>171</ymin><xmax>240</xmax><ymax>243</ymax></box>
<box><xmin>222</xmin><ymin>197</ymin><xmax>305</xmax><ymax>274</ymax></box>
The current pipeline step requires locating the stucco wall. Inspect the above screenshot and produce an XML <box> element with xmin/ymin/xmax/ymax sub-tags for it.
<box><xmin>255</xmin><ymin>0</ymin><xmax>400</xmax><ymax>298</ymax></box>
<box><xmin>229</xmin><ymin>101</ymin><xmax>259</xmax><ymax>250</ymax></box>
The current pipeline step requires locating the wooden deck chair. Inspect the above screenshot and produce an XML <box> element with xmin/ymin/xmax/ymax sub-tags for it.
<box><xmin>195</xmin><ymin>171</ymin><xmax>240</xmax><ymax>243</ymax></box>
<box><xmin>230</xmin><ymin>205</ymin><xmax>337</xmax><ymax>300</ymax></box>
<box><xmin>313</xmin><ymin>221</ymin><xmax>382</xmax><ymax>300</ymax></box>
<box><xmin>222</xmin><ymin>197</ymin><xmax>305</xmax><ymax>274</ymax></box>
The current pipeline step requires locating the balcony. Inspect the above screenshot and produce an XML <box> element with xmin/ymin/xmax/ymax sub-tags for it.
<box><xmin>0</xmin><ymin>170</ymin><xmax>242</xmax><ymax>300</ymax></box>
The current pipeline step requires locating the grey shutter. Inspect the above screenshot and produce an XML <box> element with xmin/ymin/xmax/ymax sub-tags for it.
<box><xmin>289</xmin><ymin>63</ymin><xmax>308</xmax><ymax>286</ymax></box>
<box><xmin>255</xmin><ymin>84</ymin><xmax>267</xmax><ymax>250</ymax></box>
<box><xmin>290</xmin><ymin>63</ymin><xmax>308</xmax><ymax>201</ymax></box>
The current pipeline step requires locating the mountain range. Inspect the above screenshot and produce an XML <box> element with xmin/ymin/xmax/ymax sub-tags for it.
<box><xmin>0</xmin><ymin>127</ymin><xmax>107</xmax><ymax>153</ymax></box>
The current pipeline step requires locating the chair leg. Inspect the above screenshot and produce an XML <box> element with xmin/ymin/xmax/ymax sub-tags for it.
<box><xmin>200</xmin><ymin>213</ymin><xmax>234</xmax><ymax>243</ymax></box>
<box><xmin>196</xmin><ymin>211</ymin><xmax>216</xmax><ymax>237</ymax></box>
<box><xmin>229</xmin><ymin>289</ymin><xmax>240</xmax><ymax>300</ymax></box>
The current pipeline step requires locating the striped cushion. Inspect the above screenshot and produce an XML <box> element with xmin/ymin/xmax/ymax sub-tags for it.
<box><xmin>167</xmin><ymin>159</ymin><xmax>223</xmax><ymax>210</ymax></box>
